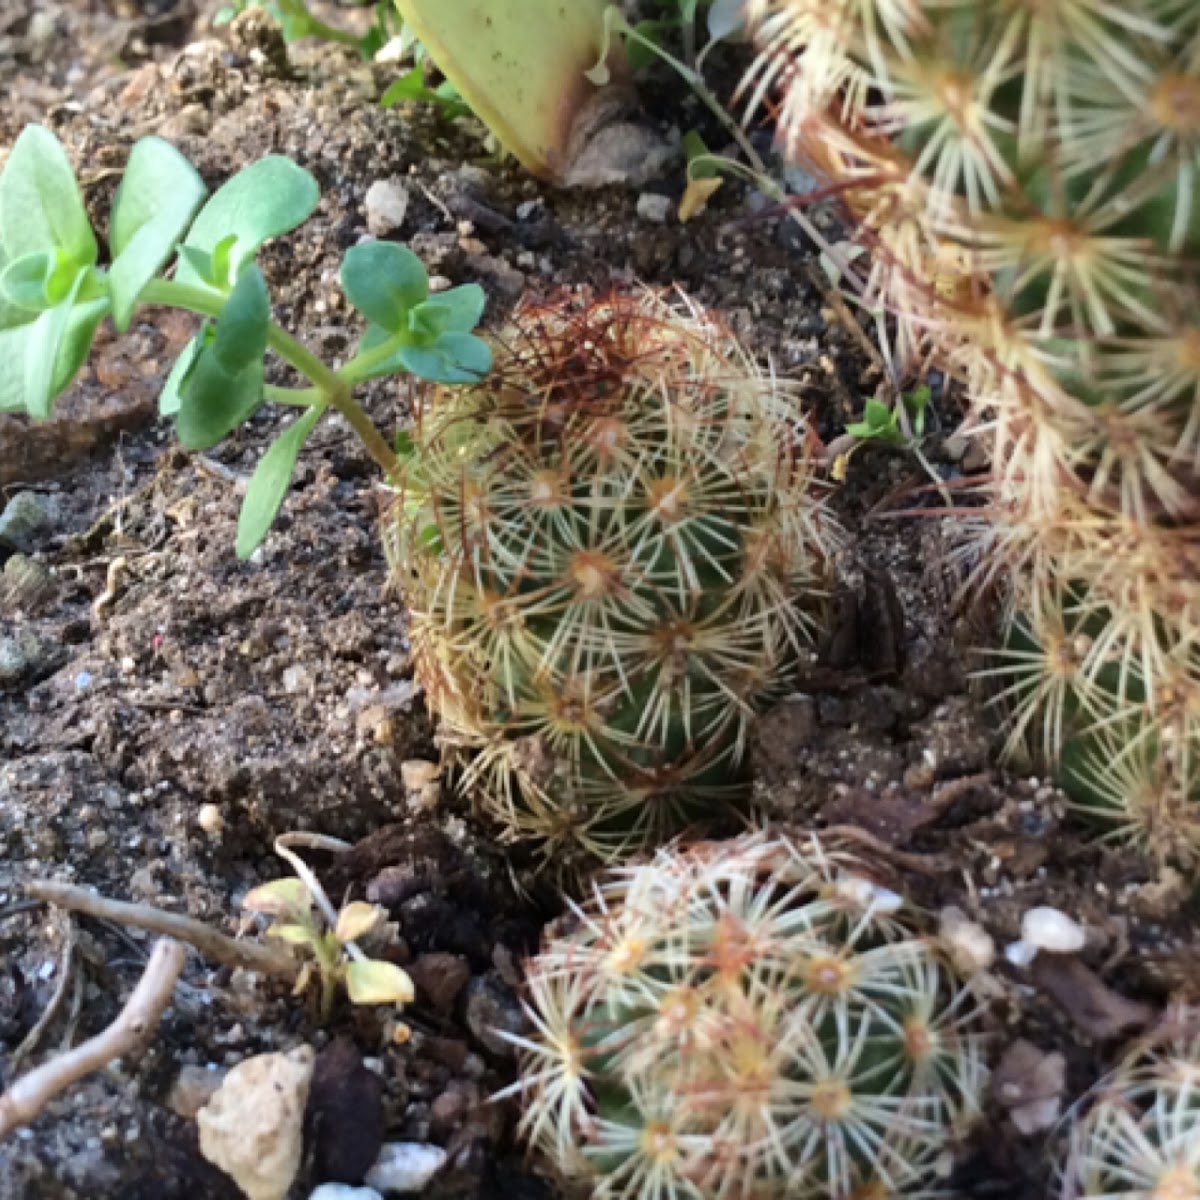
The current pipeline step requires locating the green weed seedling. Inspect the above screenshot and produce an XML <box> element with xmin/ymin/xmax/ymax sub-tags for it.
<box><xmin>846</xmin><ymin>385</ymin><xmax>931</xmax><ymax>449</ymax></box>
<box><xmin>215</xmin><ymin>0</ymin><xmax>402</xmax><ymax>59</ymax></box>
<box><xmin>0</xmin><ymin>125</ymin><xmax>491</xmax><ymax>558</ymax></box>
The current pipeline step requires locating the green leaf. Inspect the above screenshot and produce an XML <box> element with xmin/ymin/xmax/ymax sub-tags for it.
<box><xmin>421</xmin><ymin>283</ymin><xmax>484</xmax><ymax>333</ymax></box>
<box><xmin>0</xmin><ymin>125</ymin><xmax>97</xmax><ymax>269</ymax></box>
<box><xmin>682</xmin><ymin>130</ymin><xmax>719</xmax><ymax>180</ymax></box>
<box><xmin>340</xmin><ymin>241</ymin><xmax>428</xmax><ymax>331</ymax></box>
<box><xmin>50</xmin><ymin>295</ymin><xmax>111</xmax><ymax>398</ymax></box>
<box><xmin>267</xmin><ymin>923</ymin><xmax>319</xmax><ymax>946</ymax></box>
<box><xmin>175</xmin><ymin>246</ymin><xmax>218</xmax><ymax>288</ymax></box>
<box><xmin>400</xmin><ymin>332</ymin><xmax>491</xmax><ymax>384</ymax></box>
<box><xmin>379</xmin><ymin>67</ymin><xmax>472</xmax><ymax>120</ymax></box>
<box><xmin>243</xmin><ymin>877</ymin><xmax>312</xmax><ymax>916</ymax></box>
<box><xmin>353</xmin><ymin>325</ymin><xmax>491</xmax><ymax>383</ymax></box>
<box><xmin>20</xmin><ymin>268</ymin><xmax>89</xmax><ymax>419</ymax></box>
<box><xmin>176</xmin><ymin>265</ymin><xmax>270</xmax><ymax>449</ymax></box>
<box><xmin>0</xmin><ymin>249</ymin><xmax>77</xmax><ymax>312</ymax></box>
<box><xmin>0</xmin><ymin>325</ymin><xmax>32</xmax><ymax>412</ymax></box>
<box><xmin>159</xmin><ymin>334</ymin><xmax>204</xmax><ymax>416</ymax></box>
<box><xmin>175</xmin><ymin>157</ymin><xmax>319</xmax><ymax>289</ymax></box>
<box><xmin>407</xmin><ymin>301</ymin><xmax>452</xmax><ymax>342</ymax></box>
<box><xmin>109</xmin><ymin>138</ymin><xmax>208</xmax><ymax>332</ymax></box>
<box><xmin>209</xmin><ymin>264</ymin><xmax>271</xmax><ymax>372</ymax></box>
<box><xmin>344</xmin><ymin>958</ymin><xmax>415</xmax><ymax>1005</ymax></box>
<box><xmin>236</xmin><ymin>405</ymin><xmax>321</xmax><ymax>559</ymax></box>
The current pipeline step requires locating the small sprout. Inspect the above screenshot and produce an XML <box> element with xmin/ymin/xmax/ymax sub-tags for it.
<box><xmin>0</xmin><ymin>124</ymin><xmax>491</xmax><ymax>561</ymax></box>
<box><xmin>335</xmin><ymin>901</ymin><xmax>385</xmax><ymax>944</ymax></box>
<box><xmin>242</xmin><ymin>871</ymin><xmax>412</xmax><ymax>1020</ymax></box>
<box><xmin>845</xmin><ymin>386</ymin><xmax>931</xmax><ymax>449</ymax></box>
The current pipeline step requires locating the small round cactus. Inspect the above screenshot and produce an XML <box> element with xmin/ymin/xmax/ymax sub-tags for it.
<box><xmin>503</xmin><ymin>831</ymin><xmax>989</xmax><ymax>1199</ymax></box>
<box><xmin>387</xmin><ymin>293</ymin><xmax>835</xmax><ymax>867</ymax></box>
<box><xmin>1062</xmin><ymin>1013</ymin><xmax>1200</xmax><ymax>1200</ymax></box>
<box><xmin>742</xmin><ymin>1</ymin><xmax>1200</xmax><ymax>863</ymax></box>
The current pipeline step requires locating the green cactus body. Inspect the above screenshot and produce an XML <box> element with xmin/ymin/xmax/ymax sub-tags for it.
<box><xmin>1062</xmin><ymin>1013</ymin><xmax>1200</xmax><ymax>1199</ymax></box>
<box><xmin>387</xmin><ymin>293</ymin><xmax>834</xmax><ymax>867</ymax></box>
<box><xmin>745</xmin><ymin>1</ymin><xmax>1200</xmax><ymax>862</ymax></box>
<box><xmin>504</xmin><ymin>831</ymin><xmax>988</xmax><ymax>1199</ymax></box>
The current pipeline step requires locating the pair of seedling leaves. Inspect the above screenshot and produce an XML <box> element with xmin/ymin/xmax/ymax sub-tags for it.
<box><xmin>0</xmin><ymin>124</ymin><xmax>491</xmax><ymax>558</ymax></box>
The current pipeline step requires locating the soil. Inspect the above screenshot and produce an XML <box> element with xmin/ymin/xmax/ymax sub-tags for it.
<box><xmin>2</xmin><ymin>3</ymin><xmax>1197</xmax><ymax>1199</ymax></box>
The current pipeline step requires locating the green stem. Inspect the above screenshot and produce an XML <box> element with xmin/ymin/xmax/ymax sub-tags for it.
<box><xmin>264</xmin><ymin>384</ymin><xmax>323</xmax><ymax>407</ymax></box>
<box><xmin>139</xmin><ymin>278</ymin><xmax>400</xmax><ymax>480</ymax></box>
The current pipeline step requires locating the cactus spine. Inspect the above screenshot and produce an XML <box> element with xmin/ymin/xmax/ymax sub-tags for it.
<box><xmin>744</xmin><ymin>1</ymin><xmax>1200</xmax><ymax>862</ymax></box>
<box><xmin>503</xmin><ymin>831</ymin><xmax>988</xmax><ymax>1199</ymax></box>
<box><xmin>1062</xmin><ymin>1012</ymin><xmax>1200</xmax><ymax>1200</ymax></box>
<box><xmin>388</xmin><ymin>293</ymin><xmax>835</xmax><ymax>868</ymax></box>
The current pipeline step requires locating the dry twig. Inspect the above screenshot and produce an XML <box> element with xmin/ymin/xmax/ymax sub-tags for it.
<box><xmin>0</xmin><ymin>939</ymin><xmax>184</xmax><ymax>1140</ymax></box>
<box><xmin>24</xmin><ymin>881</ymin><xmax>298</xmax><ymax>982</ymax></box>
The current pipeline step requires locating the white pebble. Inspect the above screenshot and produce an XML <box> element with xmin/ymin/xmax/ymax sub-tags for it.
<box><xmin>636</xmin><ymin>192</ymin><xmax>673</xmax><ymax>224</ymax></box>
<box><xmin>832</xmin><ymin>874</ymin><xmax>903</xmax><ymax>915</ymax></box>
<box><xmin>365</xmin><ymin>179</ymin><xmax>410</xmax><ymax>236</ymax></box>
<box><xmin>938</xmin><ymin>907</ymin><xmax>995</xmax><ymax>975</ymax></box>
<box><xmin>197</xmin><ymin>804</ymin><xmax>224</xmax><ymax>836</ymax></box>
<box><xmin>1020</xmin><ymin>906</ymin><xmax>1085</xmax><ymax>953</ymax></box>
<box><xmin>309</xmin><ymin>1187</ymin><xmax>383</xmax><ymax>1200</ymax></box>
<box><xmin>364</xmin><ymin>1143</ymin><xmax>448</xmax><ymax>1194</ymax></box>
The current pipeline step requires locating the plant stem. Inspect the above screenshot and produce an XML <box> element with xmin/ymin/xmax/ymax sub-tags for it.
<box><xmin>139</xmin><ymin>278</ymin><xmax>401</xmax><ymax>480</ymax></box>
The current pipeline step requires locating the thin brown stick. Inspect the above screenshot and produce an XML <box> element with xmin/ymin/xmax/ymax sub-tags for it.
<box><xmin>0</xmin><ymin>939</ymin><xmax>185</xmax><ymax>1140</ymax></box>
<box><xmin>10</xmin><ymin>913</ymin><xmax>76</xmax><ymax>1070</ymax></box>
<box><xmin>24</xmin><ymin>881</ymin><xmax>298</xmax><ymax>982</ymax></box>
<box><xmin>821</xmin><ymin>824</ymin><xmax>948</xmax><ymax>875</ymax></box>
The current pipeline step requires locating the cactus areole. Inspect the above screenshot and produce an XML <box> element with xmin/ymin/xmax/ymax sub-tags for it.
<box><xmin>391</xmin><ymin>0</ymin><xmax>625</xmax><ymax>180</ymax></box>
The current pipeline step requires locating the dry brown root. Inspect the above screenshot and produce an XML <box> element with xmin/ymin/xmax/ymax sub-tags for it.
<box><xmin>0</xmin><ymin>938</ymin><xmax>185</xmax><ymax>1140</ymax></box>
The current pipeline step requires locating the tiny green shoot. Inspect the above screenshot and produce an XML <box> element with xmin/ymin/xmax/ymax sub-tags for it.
<box><xmin>0</xmin><ymin>124</ymin><xmax>491</xmax><ymax>560</ymax></box>
<box><xmin>846</xmin><ymin>386</ymin><xmax>932</xmax><ymax>448</ymax></box>
<box><xmin>214</xmin><ymin>0</ymin><xmax>402</xmax><ymax>59</ymax></box>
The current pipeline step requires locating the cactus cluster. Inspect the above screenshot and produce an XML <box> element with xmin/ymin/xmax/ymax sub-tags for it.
<box><xmin>387</xmin><ymin>292</ymin><xmax>835</xmax><ymax>868</ymax></box>
<box><xmin>504</xmin><ymin>831</ymin><xmax>989</xmax><ymax>1200</ymax></box>
<box><xmin>742</xmin><ymin>0</ymin><xmax>1200</xmax><ymax>863</ymax></box>
<box><xmin>1062</xmin><ymin>1013</ymin><xmax>1200</xmax><ymax>1200</ymax></box>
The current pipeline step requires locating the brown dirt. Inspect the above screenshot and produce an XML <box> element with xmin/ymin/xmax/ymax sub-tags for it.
<box><xmin>2</xmin><ymin>3</ymin><xmax>1197</xmax><ymax>1199</ymax></box>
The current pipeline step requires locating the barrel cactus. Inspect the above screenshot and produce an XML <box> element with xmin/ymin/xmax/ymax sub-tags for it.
<box><xmin>1061</xmin><ymin>1012</ymin><xmax>1200</xmax><ymax>1200</ymax></box>
<box><xmin>502</xmin><ymin>830</ymin><xmax>989</xmax><ymax>1199</ymax></box>
<box><xmin>388</xmin><ymin>292</ymin><xmax>835</xmax><ymax>868</ymax></box>
<box><xmin>743</xmin><ymin>1</ymin><xmax>1200</xmax><ymax>863</ymax></box>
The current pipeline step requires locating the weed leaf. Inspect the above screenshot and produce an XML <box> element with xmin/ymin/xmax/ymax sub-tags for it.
<box><xmin>176</xmin><ymin>157</ymin><xmax>319</xmax><ymax>288</ymax></box>
<box><xmin>236</xmin><ymin>404</ymin><xmax>321</xmax><ymax>559</ymax></box>
<box><xmin>340</xmin><ymin>241</ymin><xmax>428</xmax><ymax>331</ymax></box>
<box><xmin>0</xmin><ymin>125</ymin><xmax>97</xmax><ymax>269</ymax></box>
<box><xmin>109</xmin><ymin>138</ymin><xmax>207</xmax><ymax>331</ymax></box>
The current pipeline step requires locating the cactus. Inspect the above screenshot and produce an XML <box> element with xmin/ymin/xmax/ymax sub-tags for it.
<box><xmin>742</xmin><ymin>2</ymin><xmax>1200</xmax><ymax>863</ymax></box>
<box><xmin>502</xmin><ymin>830</ymin><xmax>989</xmax><ymax>1199</ymax></box>
<box><xmin>388</xmin><ymin>293</ymin><xmax>835</xmax><ymax>868</ymax></box>
<box><xmin>1061</xmin><ymin>1012</ymin><xmax>1200</xmax><ymax>1200</ymax></box>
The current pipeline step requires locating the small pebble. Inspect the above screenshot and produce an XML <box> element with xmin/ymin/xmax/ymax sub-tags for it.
<box><xmin>1021</xmin><ymin>906</ymin><xmax>1085</xmax><ymax>954</ymax></box>
<box><xmin>197</xmin><ymin>804</ymin><xmax>225</xmax><ymax>836</ymax></box>
<box><xmin>939</xmin><ymin>906</ymin><xmax>995</xmax><ymax>976</ymax></box>
<box><xmin>364</xmin><ymin>1143</ymin><xmax>447</xmax><ymax>1194</ymax></box>
<box><xmin>636</xmin><ymin>192</ymin><xmax>672</xmax><ymax>224</ymax></box>
<box><xmin>364</xmin><ymin>179</ymin><xmax>410</xmax><ymax>236</ymax></box>
<box><xmin>309</xmin><ymin>1187</ymin><xmax>383</xmax><ymax>1200</ymax></box>
<box><xmin>0</xmin><ymin>490</ymin><xmax>54</xmax><ymax>551</ymax></box>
